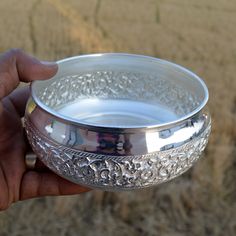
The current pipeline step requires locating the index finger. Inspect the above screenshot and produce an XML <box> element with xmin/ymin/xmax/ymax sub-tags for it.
<box><xmin>20</xmin><ymin>171</ymin><xmax>91</xmax><ymax>200</ymax></box>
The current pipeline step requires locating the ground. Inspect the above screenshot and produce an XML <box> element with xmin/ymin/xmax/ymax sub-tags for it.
<box><xmin>0</xmin><ymin>0</ymin><xmax>236</xmax><ymax>235</ymax></box>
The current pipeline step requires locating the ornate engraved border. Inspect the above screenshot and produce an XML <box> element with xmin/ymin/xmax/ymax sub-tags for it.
<box><xmin>25</xmin><ymin>118</ymin><xmax>211</xmax><ymax>190</ymax></box>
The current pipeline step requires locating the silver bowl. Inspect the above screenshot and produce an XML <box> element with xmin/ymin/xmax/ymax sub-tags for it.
<box><xmin>24</xmin><ymin>53</ymin><xmax>211</xmax><ymax>191</ymax></box>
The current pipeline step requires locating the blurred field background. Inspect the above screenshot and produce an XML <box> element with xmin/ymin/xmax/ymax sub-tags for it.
<box><xmin>0</xmin><ymin>0</ymin><xmax>236</xmax><ymax>235</ymax></box>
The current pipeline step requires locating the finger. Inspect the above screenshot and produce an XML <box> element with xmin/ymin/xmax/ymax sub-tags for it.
<box><xmin>20</xmin><ymin>171</ymin><xmax>91</xmax><ymax>200</ymax></box>
<box><xmin>8</xmin><ymin>86</ymin><xmax>30</xmax><ymax>117</ymax></box>
<box><xmin>0</xmin><ymin>49</ymin><xmax>58</xmax><ymax>100</ymax></box>
<box><xmin>34</xmin><ymin>159</ymin><xmax>50</xmax><ymax>172</ymax></box>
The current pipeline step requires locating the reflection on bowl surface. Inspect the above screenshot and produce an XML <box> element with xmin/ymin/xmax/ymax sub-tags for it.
<box><xmin>57</xmin><ymin>99</ymin><xmax>178</xmax><ymax>127</ymax></box>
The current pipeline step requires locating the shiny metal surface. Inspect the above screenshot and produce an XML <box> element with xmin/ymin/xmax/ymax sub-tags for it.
<box><xmin>25</xmin><ymin>53</ymin><xmax>211</xmax><ymax>190</ymax></box>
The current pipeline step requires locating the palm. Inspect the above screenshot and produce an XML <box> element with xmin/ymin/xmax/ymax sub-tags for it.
<box><xmin>0</xmin><ymin>50</ymin><xmax>89</xmax><ymax>211</ymax></box>
<box><xmin>0</xmin><ymin>95</ymin><xmax>26</xmax><ymax>209</ymax></box>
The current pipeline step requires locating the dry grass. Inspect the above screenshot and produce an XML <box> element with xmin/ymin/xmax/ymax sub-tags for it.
<box><xmin>0</xmin><ymin>0</ymin><xmax>236</xmax><ymax>235</ymax></box>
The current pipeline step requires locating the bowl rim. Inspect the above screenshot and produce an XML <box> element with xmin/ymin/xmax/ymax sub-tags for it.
<box><xmin>30</xmin><ymin>53</ymin><xmax>209</xmax><ymax>131</ymax></box>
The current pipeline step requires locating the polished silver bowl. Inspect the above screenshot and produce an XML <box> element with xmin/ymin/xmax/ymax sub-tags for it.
<box><xmin>25</xmin><ymin>53</ymin><xmax>211</xmax><ymax>190</ymax></box>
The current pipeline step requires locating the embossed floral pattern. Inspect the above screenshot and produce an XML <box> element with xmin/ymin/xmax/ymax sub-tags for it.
<box><xmin>37</xmin><ymin>71</ymin><xmax>200</xmax><ymax>116</ymax></box>
<box><xmin>25</xmin><ymin>118</ymin><xmax>211</xmax><ymax>190</ymax></box>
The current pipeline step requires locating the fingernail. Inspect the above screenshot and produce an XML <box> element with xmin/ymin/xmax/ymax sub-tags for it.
<box><xmin>41</xmin><ymin>61</ymin><xmax>57</xmax><ymax>67</ymax></box>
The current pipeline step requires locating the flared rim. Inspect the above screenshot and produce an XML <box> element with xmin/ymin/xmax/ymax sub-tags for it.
<box><xmin>31</xmin><ymin>53</ymin><xmax>209</xmax><ymax>131</ymax></box>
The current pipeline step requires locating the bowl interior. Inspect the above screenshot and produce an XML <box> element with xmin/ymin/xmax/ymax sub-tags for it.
<box><xmin>32</xmin><ymin>54</ymin><xmax>208</xmax><ymax>129</ymax></box>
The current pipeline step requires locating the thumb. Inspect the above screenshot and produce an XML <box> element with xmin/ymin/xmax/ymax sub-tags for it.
<box><xmin>0</xmin><ymin>49</ymin><xmax>58</xmax><ymax>100</ymax></box>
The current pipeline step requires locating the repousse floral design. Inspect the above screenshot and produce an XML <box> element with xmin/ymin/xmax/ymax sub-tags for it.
<box><xmin>38</xmin><ymin>71</ymin><xmax>200</xmax><ymax>117</ymax></box>
<box><xmin>25</xmin><ymin>118</ymin><xmax>211</xmax><ymax>190</ymax></box>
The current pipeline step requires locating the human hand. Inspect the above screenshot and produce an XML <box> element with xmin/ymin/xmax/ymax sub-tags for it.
<box><xmin>0</xmin><ymin>49</ymin><xmax>90</xmax><ymax>211</ymax></box>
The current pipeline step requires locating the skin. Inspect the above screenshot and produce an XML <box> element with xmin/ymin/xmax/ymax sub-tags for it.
<box><xmin>0</xmin><ymin>49</ymin><xmax>90</xmax><ymax>211</ymax></box>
